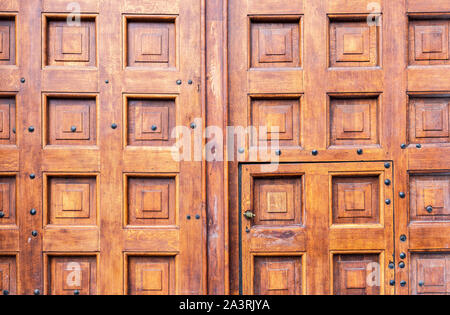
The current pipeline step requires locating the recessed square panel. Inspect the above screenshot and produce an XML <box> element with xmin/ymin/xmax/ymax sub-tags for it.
<box><xmin>251</xmin><ymin>98</ymin><xmax>301</xmax><ymax>147</ymax></box>
<box><xmin>127</xmin><ymin>177</ymin><xmax>175</xmax><ymax>226</ymax></box>
<box><xmin>330</xmin><ymin>18</ymin><xmax>379</xmax><ymax>67</ymax></box>
<box><xmin>126</xmin><ymin>17</ymin><xmax>176</xmax><ymax>68</ymax></box>
<box><xmin>0</xmin><ymin>97</ymin><xmax>16</xmax><ymax>145</ymax></box>
<box><xmin>254</xmin><ymin>256</ymin><xmax>302</xmax><ymax>295</ymax></box>
<box><xmin>332</xmin><ymin>176</ymin><xmax>380</xmax><ymax>225</ymax></box>
<box><xmin>0</xmin><ymin>177</ymin><xmax>15</xmax><ymax>226</ymax></box>
<box><xmin>250</xmin><ymin>18</ymin><xmax>301</xmax><ymax>68</ymax></box>
<box><xmin>45</xmin><ymin>16</ymin><xmax>96</xmax><ymax>67</ymax></box>
<box><xmin>410</xmin><ymin>174</ymin><xmax>450</xmax><ymax>222</ymax></box>
<box><xmin>253</xmin><ymin>177</ymin><xmax>302</xmax><ymax>226</ymax></box>
<box><xmin>409</xmin><ymin>19</ymin><xmax>450</xmax><ymax>65</ymax></box>
<box><xmin>48</xmin><ymin>256</ymin><xmax>97</xmax><ymax>295</ymax></box>
<box><xmin>0</xmin><ymin>16</ymin><xmax>15</xmax><ymax>65</ymax></box>
<box><xmin>411</xmin><ymin>253</ymin><xmax>450</xmax><ymax>295</ymax></box>
<box><xmin>47</xmin><ymin>176</ymin><xmax>97</xmax><ymax>226</ymax></box>
<box><xmin>46</xmin><ymin>96</ymin><xmax>97</xmax><ymax>146</ymax></box>
<box><xmin>330</xmin><ymin>97</ymin><xmax>379</xmax><ymax>146</ymax></box>
<box><xmin>333</xmin><ymin>254</ymin><xmax>380</xmax><ymax>295</ymax></box>
<box><xmin>127</xmin><ymin>256</ymin><xmax>175</xmax><ymax>295</ymax></box>
<box><xmin>0</xmin><ymin>256</ymin><xmax>16</xmax><ymax>295</ymax></box>
<box><xmin>126</xmin><ymin>98</ymin><xmax>175</xmax><ymax>147</ymax></box>
<box><xmin>409</xmin><ymin>97</ymin><xmax>450</xmax><ymax>144</ymax></box>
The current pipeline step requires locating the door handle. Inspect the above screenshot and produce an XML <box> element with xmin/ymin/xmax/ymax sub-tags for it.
<box><xmin>243</xmin><ymin>210</ymin><xmax>256</xmax><ymax>220</ymax></box>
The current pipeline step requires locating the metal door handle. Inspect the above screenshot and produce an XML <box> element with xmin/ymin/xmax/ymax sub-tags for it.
<box><xmin>243</xmin><ymin>210</ymin><xmax>256</xmax><ymax>220</ymax></box>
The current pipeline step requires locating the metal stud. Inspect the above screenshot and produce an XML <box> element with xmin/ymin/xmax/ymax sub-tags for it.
<box><xmin>400</xmin><ymin>143</ymin><xmax>407</xmax><ymax>149</ymax></box>
<box><xmin>389</xmin><ymin>280</ymin><xmax>395</xmax><ymax>286</ymax></box>
<box><xmin>245</xmin><ymin>227</ymin><xmax>250</xmax><ymax>233</ymax></box>
<box><xmin>187</xmin><ymin>215</ymin><xmax>191</xmax><ymax>220</ymax></box>
<box><xmin>71</xmin><ymin>126</ymin><xmax>77</xmax><ymax>132</ymax></box>
<box><xmin>384</xmin><ymin>162</ymin><xmax>391</xmax><ymax>169</ymax></box>
<box><xmin>190</xmin><ymin>122</ymin><xmax>196</xmax><ymax>129</ymax></box>
<box><xmin>28</xmin><ymin>126</ymin><xmax>35</xmax><ymax>133</ymax></box>
<box><xmin>238</xmin><ymin>148</ymin><xmax>245</xmax><ymax>154</ymax></box>
<box><xmin>385</xmin><ymin>179</ymin><xmax>391</xmax><ymax>185</ymax></box>
<box><xmin>385</xmin><ymin>199</ymin><xmax>391</xmax><ymax>205</ymax></box>
<box><xmin>399</xmin><ymin>252</ymin><xmax>406</xmax><ymax>259</ymax></box>
<box><xmin>312</xmin><ymin>150</ymin><xmax>318</xmax><ymax>156</ymax></box>
<box><xmin>30</xmin><ymin>208</ymin><xmax>37</xmax><ymax>215</ymax></box>
<box><xmin>195</xmin><ymin>214</ymin><xmax>200</xmax><ymax>220</ymax></box>
<box><xmin>30</xmin><ymin>173</ymin><xmax>36</xmax><ymax>179</ymax></box>
<box><xmin>418</xmin><ymin>281</ymin><xmax>424</xmax><ymax>287</ymax></box>
<box><xmin>74</xmin><ymin>290</ymin><xmax>80</xmax><ymax>295</ymax></box>
<box><xmin>20</xmin><ymin>78</ymin><xmax>25</xmax><ymax>83</ymax></box>
<box><xmin>34</xmin><ymin>289</ymin><xmax>40</xmax><ymax>295</ymax></box>
<box><xmin>400</xmin><ymin>234</ymin><xmax>407</xmax><ymax>242</ymax></box>
<box><xmin>176</xmin><ymin>80</ymin><xmax>182</xmax><ymax>85</ymax></box>
<box><xmin>111</xmin><ymin>123</ymin><xmax>117</xmax><ymax>129</ymax></box>
<box><xmin>31</xmin><ymin>230</ymin><xmax>38</xmax><ymax>237</ymax></box>
<box><xmin>399</xmin><ymin>192</ymin><xmax>406</xmax><ymax>198</ymax></box>
<box><xmin>188</xmin><ymin>80</ymin><xmax>193</xmax><ymax>85</ymax></box>
<box><xmin>388</xmin><ymin>262</ymin><xmax>395</xmax><ymax>269</ymax></box>
<box><xmin>357</xmin><ymin>149</ymin><xmax>363</xmax><ymax>155</ymax></box>
<box><xmin>151</xmin><ymin>125</ymin><xmax>158</xmax><ymax>131</ymax></box>
<box><xmin>12</xmin><ymin>128</ymin><xmax>15</xmax><ymax>134</ymax></box>
<box><xmin>416</xmin><ymin>144</ymin><xmax>422</xmax><ymax>149</ymax></box>
<box><xmin>400</xmin><ymin>280</ymin><xmax>406</xmax><ymax>287</ymax></box>
<box><xmin>0</xmin><ymin>211</ymin><xmax>4</xmax><ymax>218</ymax></box>
<box><xmin>399</xmin><ymin>262</ymin><xmax>405</xmax><ymax>269</ymax></box>
<box><xmin>105</xmin><ymin>80</ymin><xmax>109</xmax><ymax>84</ymax></box>
<box><xmin>426</xmin><ymin>205</ymin><xmax>433</xmax><ymax>213</ymax></box>
<box><xmin>275</xmin><ymin>150</ymin><xmax>281</xmax><ymax>156</ymax></box>
<box><xmin>3</xmin><ymin>290</ymin><xmax>9</xmax><ymax>295</ymax></box>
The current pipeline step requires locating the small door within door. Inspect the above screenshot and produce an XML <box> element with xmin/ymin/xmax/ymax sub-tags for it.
<box><xmin>240</xmin><ymin>162</ymin><xmax>395</xmax><ymax>295</ymax></box>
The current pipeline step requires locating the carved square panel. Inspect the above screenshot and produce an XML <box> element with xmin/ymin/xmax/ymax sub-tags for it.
<box><xmin>333</xmin><ymin>254</ymin><xmax>380</xmax><ymax>295</ymax></box>
<box><xmin>0</xmin><ymin>256</ymin><xmax>16</xmax><ymax>295</ymax></box>
<box><xmin>48</xmin><ymin>256</ymin><xmax>97</xmax><ymax>295</ymax></box>
<box><xmin>126</xmin><ymin>17</ymin><xmax>176</xmax><ymax>68</ymax></box>
<box><xmin>254</xmin><ymin>256</ymin><xmax>302</xmax><ymax>295</ymax></box>
<box><xmin>410</xmin><ymin>174</ymin><xmax>450</xmax><ymax>222</ymax></box>
<box><xmin>330</xmin><ymin>97</ymin><xmax>379</xmax><ymax>146</ymax></box>
<box><xmin>127</xmin><ymin>256</ymin><xmax>175</xmax><ymax>295</ymax></box>
<box><xmin>0</xmin><ymin>97</ymin><xmax>16</xmax><ymax>145</ymax></box>
<box><xmin>409</xmin><ymin>97</ymin><xmax>450</xmax><ymax>144</ymax></box>
<box><xmin>45</xmin><ymin>16</ymin><xmax>96</xmax><ymax>67</ymax></box>
<box><xmin>409</xmin><ymin>19</ymin><xmax>450</xmax><ymax>65</ymax></box>
<box><xmin>0</xmin><ymin>17</ymin><xmax>15</xmax><ymax>65</ymax></box>
<box><xmin>330</xmin><ymin>19</ymin><xmax>379</xmax><ymax>67</ymax></box>
<box><xmin>253</xmin><ymin>177</ymin><xmax>302</xmax><ymax>226</ymax></box>
<box><xmin>332</xmin><ymin>176</ymin><xmax>380</xmax><ymax>224</ymax></box>
<box><xmin>411</xmin><ymin>253</ymin><xmax>450</xmax><ymax>295</ymax></box>
<box><xmin>251</xmin><ymin>98</ymin><xmax>301</xmax><ymax>147</ymax></box>
<box><xmin>250</xmin><ymin>18</ymin><xmax>301</xmax><ymax>68</ymax></box>
<box><xmin>47</xmin><ymin>176</ymin><xmax>97</xmax><ymax>226</ymax></box>
<box><xmin>126</xmin><ymin>98</ymin><xmax>175</xmax><ymax>147</ymax></box>
<box><xmin>0</xmin><ymin>177</ymin><xmax>15</xmax><ymax>226</ymax></box>
<box><xmin>46</xmin><ymin>96</ymin><xmax>97</xmax><ymax>146</ymax></box>
<box><xmin>127</xmin><ymin>177</ymin><xmax>175</xmax><ymax>226</ymax></box>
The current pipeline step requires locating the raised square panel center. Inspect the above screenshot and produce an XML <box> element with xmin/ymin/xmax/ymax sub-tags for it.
<box><xmin>62</xmin><ymin>190</ymin><xmax>83</xmax><ymax>211</ymax></box>
<box><xmin>142</xmin><ymin>269</ymin><xmax>163</xmax><ymax>291</ymax></box>
<box><xmin>344</xmin><ymin>189</ymin><xmax>366</xmax><ymax>211</ymax></box>
<box><xmin>62</xmin><ymin>28</ymin><xmax>83</xmax><ymax>54</ymax></box>
<box><xmin>422</xmin><ymin>31</ymin><xmax>443</xmax><ymax>53</ymax></box>
<box><xmin>268</xmin><ymin>269</ymin><xmax>288</xmax><ymax>290</ymax></box>
<box><xmin>141</xmin><ymin>190</ymin><xmax>162</xmax><ymax>212</ymax></box>
<box><xmin>423</xmin><ymin>109</ymin><xmax>444</xmax><ymax>131</ymax></box>
<box><xmin>267</xmin><ymin>191</ymin><xmax>287</xmax><ymax>213</ymax></box>
<box><xmin>343</xmin><ymin>33</ymin><xmax>364</xmax><ymax>54</ymax></box>
<box><xmin>345</xmin><ymin>268</ymin><xmax>366</xmax><ymax>289</ymax></box>
<box><xmin>141</xmin><ymin>33</ymin><xmax>162</xmax><ymax>56</ymax></box>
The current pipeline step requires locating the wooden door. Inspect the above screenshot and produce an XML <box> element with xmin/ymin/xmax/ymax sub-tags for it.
<box><xmin>228</xmin><ymin>0</ymin><xmax>450</xmax><ymax>295</ymax></box>
<box><xmin>0</xmin><ymin>0</ymin><xmax>204</xmax><ymax>295</ymax></box>
<box><xmin>241</xmin><ymin>162</ymin><xmax>394</xmax><ymax>294</ymax></box>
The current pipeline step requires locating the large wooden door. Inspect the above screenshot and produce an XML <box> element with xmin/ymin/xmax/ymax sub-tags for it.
<box><xmin>0</xmin><ymin>0</ymin><xmax>204</xmax><ymax>295</ymax></box>
<box><xmin>241</xmin><ymin>162</ymin><xmax>394</xmax><ymax>295</ymax></box>
<box><xmin>229</xmin><ymin>0</ymin><xmax>450</xmax><ymax>295</ymax></box>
